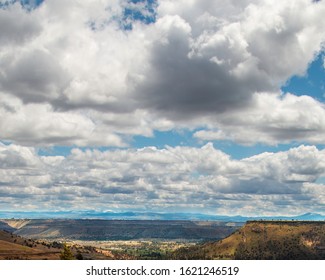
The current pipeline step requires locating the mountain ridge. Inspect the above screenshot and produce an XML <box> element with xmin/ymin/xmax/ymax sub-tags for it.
<box><xmin>0</xmin><ymin>211</ymin><xmax>324</xmax><ymax>221</ymax></box>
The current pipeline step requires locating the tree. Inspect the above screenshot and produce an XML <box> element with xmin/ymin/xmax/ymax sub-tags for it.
<box><xmin>76</xmin><ymin>252</ymin><xmax>84</xmax><ymax>260</ymax></box>
<box><xmin>60</xmin><ymin>244</ymin><xmax>75</xmax><ymax>260</ymax></box>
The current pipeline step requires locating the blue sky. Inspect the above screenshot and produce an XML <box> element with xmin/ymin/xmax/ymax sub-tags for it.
<box><xmin>283</xmin><ymin>52</ymin><xmax>325</xmax><ymax>102</ymax></box>
<box><xmin>1</xmin><ymin>0</ymin><xmax>325</xmax><ymax>216</ymax></box>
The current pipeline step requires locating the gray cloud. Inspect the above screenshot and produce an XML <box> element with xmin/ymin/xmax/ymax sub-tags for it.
<box><xmin>135</xmin><ymin>15</ymin><xmax>266</xmax><ymax>120</ymax></box>
<box><xmin>1</xmin><ymin>49</ymin><xmax>69</xmax><ymax>103</ymax></box>
<box><xmin>135</xmin><ymin>0</ymin><xmax>325</xmax><ymax>121</ymax></box>
<box><xmin>0</xmin><ymin>3</ymin><xmax>41</xmax><ymax>45</ymax></box>
<box><xmin>101</xmin><ymin>187</ymin><xmax>136</xmax><ymax>195</ymax></box>
<box><xmin>137</xmin><ymin>30</ymin><xmax>254</xmax><ymax>119</ymax></box>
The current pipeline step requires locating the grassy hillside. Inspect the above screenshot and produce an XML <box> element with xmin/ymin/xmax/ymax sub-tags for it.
<box><xmin>0</xmin><ymin>230</ymin><xmax>61</xmax><ymax>260</ymax></box>
<box><xmin>0</xmin><ymin>230</ymin><xmax>131</xmax><ymax>260</ymax></box>
<box><xmin>172</xmin><ymin>221</ymin><xmax>325</xmax><ymax>260</ymax></box>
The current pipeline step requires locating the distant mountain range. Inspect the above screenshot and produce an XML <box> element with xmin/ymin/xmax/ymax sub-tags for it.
<box><xmin>0</xmin><ymin>210</ymin><xmax>324</xmax><ymax>221</ymax></box>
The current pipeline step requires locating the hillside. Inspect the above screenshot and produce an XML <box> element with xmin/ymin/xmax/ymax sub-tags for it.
<box><xmin>172</xmin><ymin>221</ymin><xmax>325</xmax><ymax>260</ymax></box>
<box><xmin>0</xmin><ymin>219</ymin><xmax>241</xmax><ymax>241</ymax></box>
<box><xmin>0</xmin><ymin>230</ymin><xmax>62</xmax><ymax>260</ymax></box>
<box><xmin>0</xmin><ymin>230</ymin><xmax>132</xmax><ymax>260</ymax></box>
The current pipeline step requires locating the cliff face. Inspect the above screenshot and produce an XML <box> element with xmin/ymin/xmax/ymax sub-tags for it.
<box><xmin>173</xmin><ymin>221</ymin><xmax>325</xmax><ymax>260</ymax></box>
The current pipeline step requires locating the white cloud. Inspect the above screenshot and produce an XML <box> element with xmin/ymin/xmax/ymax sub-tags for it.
<box><xmin>0</xmin><ymin>94</ymin><xmax>126</xmax><ymax>146</ymax></box>
<box><xmin>302</xmin><ymin>182</ymin><xmax>325</xmax><ymax>209</ymax></box>
<box><xmin>0</xmin><ymin>0</ymin><xmax>325</xmax><ymax>146</ymax></box>
<box><xmin>0</xmin><ymin>142</ymin><xmax>324</xmax><ymax>215</ymax></box>
<box><xmin>195</xmin><ymin>92</ymin><xmax>325</xmax><ymax>145</ymax></box>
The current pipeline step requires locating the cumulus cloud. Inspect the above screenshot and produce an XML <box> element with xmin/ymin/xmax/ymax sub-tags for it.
<box><xmin>137</xmin><ymin>0</ymin><xmax>325</xmax><ymax>120</ymax></box>
<box><xmin>0</xmin><ymin>94</ymin><xmax>126</xmax><ymax>146</ymax></box>
<box><xmin>194</xmin><ymin>92</ymin><xmax>325</xmax><ymax>145</ymax></box>
<box><xmin>0</xmin><ymin>142</ymin><xmax>324</xmax><ymax>215</ymax></box>
<box><xmin>1</xmin><ymin>0</ymin><xmax>325</xmax><ymax>215</ymax></box>
<box><xmin>0</xmin><ymin>0</ymin><xmax>325</xmax><ymax>146</ymax></box>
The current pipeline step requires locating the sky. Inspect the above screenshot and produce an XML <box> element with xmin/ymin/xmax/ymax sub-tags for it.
<box><xmin>0</xmin><ymin>0</ymin><xmax>325</xmax><ymax>216</ymax></box>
